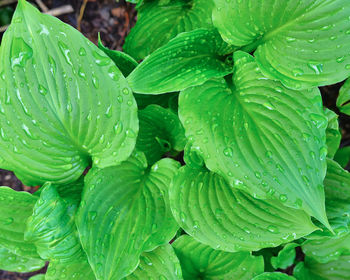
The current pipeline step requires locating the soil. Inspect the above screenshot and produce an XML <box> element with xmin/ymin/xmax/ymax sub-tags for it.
<box><xmin>0</xmin><ymin>0</ymin><xmax>349</xmax><ymax>279</ymax></box>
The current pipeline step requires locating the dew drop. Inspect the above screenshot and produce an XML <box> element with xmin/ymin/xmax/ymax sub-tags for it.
<box><xmin>279</xmin><ymin>194</ymin><xmax>288</xmax><ymax>202</ymax></box>
<box><xmin>58</xmin><ymin>41</ymin><xmax>73</xmax><ymax>66</ymax></box>
<box><xmin>11</xmin><ymin>37</ymin><xmax>33</xmax><ymax>68</ymax></box>
<box><xmin>223</xmin><ymin>147</ymin><xmax>233</xmax><ymax>157</ymax></box>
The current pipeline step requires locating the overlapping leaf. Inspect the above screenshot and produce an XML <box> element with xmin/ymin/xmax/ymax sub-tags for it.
<box><xmin>76</xmin><ymin>152</ymin><xmax>180</xmax><ymax>280</ymax></box>
<box><xmin>124</xmin><ymin>0</ymin><xmax>214</xmax><ymax>60</ymax></box>
<box><xmin>213</xmin><ymin>0</ymin><xmax>350</xmax><ymax>89</ymax></box>
<box><xmin>179</xmin><ymin>52</ymin><xmax>329</xmax><ymax>226</ymax></box>
<box><xmin>170</xmin><ymin>165</ymin><xmax>318</xmax><ymax>252</ymax></box>
<box><xmin>0</xmin><ymin>0</ymin><xmax>138</xmax><ymax>185</ymax></box>
<box><xmin>172</xmin><ymin>235</ymin><xmax>264</xmax><ymax>280</ymax></box>
<box><xmin>324</xmin><ymin>109</ymin><xmax>341</xmax><ymax>158</ymax></box>
<box><xmin>337</xmin><ymin>78</ymin><xmax>350</xmax><ymax>115</ymax></box>
<box><xmin>127</xmin><ymin>29</ymin><xmax>234</xmax><ymax>94</ymax></box>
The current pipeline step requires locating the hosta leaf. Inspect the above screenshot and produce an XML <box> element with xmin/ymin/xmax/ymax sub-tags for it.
<box><xmin>179</xmin><ymin>51</ymin><xmax>329</xmax><ymax>226</ymax></box>
<box><xmin>271</xmin><ymin>243</ymin><xmax>298</xmax><ymax>269</ymax></box>
<box><xmin>125</xmin><ymin>244</ymin><xmax>183</xmax><ymax>280</ymax></box>
<box><xmin>98</xmin><ymin>34</ymin><xmax>138</xmax><ymax>77</ymax></box>
<box><xmin>76</xmin><ymin>152</ymin><xmax>180</xmax><ymax>280</ymax></box>
<box><xmin>127</xmin><ymin>29</ymin><xmax>234</xmax><ymax>94</ymax></box>
<box><xmin>124</xmin><ymin>0</ymin><xmax>214</xmax><ymax>60</ymax></box>
<box><xmin>170</xmin><ymin>165</ymin><xmax>318</xmax><ymax>252</ymax></box>
<box><xmin>294</xmin><ymin>255</ymin><xmax>350</xmax><ymax>280</ymax></box>
<box><xmin>137</xmin><ymin>105</ymin><xmax>186</xmax><ymax>164</ymax></box>
<box><xmin>337</xmin><ymin>78</ymin><xmax>350</xmax><ymax>115</ymax></box>
<box><xmin>252</xmin><ymin>272</ymin><xmax>296</xmax><ymax>280</ymax></box>
<box><xmin>45</xmin><ymin>258</ymin><xmax>94</xmax><ymax>280</ymax></box>
<box><xmin>172</xmin><ymin>235</ymin><xmax>264</xmax><ymax>280</ymax></box>
<box><xmin>0</xmin><ymin>1</ymin><xmax>138</xmax><ymax>185</ymax></box>
<box><xmin>334</xmin><ymin>146</ymin><xmax>350</xmax><ymax>168</ymax></box>
<box><xmin>213</xmin><ymin>0</ymin><xmax>350</xmax><ymax>89</ymax></box>
<box><xmin>324</xmin><ymin>109</ymin><xmax>341</xmax><ymax>158</ymax></box>
<box><xmin>0</xmin><ymin>244</ymin><xmax>45</xmax><ymax>273</ymax></box>
<box><xmin>0</xmin><ymin>187</ymin><xmax>39</xmax><ymax>258</ymax></box>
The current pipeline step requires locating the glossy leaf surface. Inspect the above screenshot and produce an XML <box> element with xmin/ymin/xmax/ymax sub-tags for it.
<box><xmin>324</xmin><ymin>109</ymin><xmax>341</xmax><ymax>158</ymax></box>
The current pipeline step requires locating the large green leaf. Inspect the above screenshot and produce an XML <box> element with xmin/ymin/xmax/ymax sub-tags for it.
<box><xmin>213</xmin><ymin>0</ymin><xmax>350</xmax><ymax>89</ymax></box>
<box><xmin>172</xmin><ymin>235</ymin><xmax>264</xmax><ymax>280</ymax></box>
<box><xmin>0</xmin><ymin>244</ymin><xmax>45</xmax><ymax>273</ymax></box>
<box><xmin>170</xmin><ymin>165</ymin><xmax>317</xmax><ymax>252</ymax></box>
<box><xmin>137</xmin><ymin>104</ymin><xmax>186</xmax><ymax>164</ymax></box>
<box><xmin>252</xmin><ymin>273</ymin><xmax>296</xmax><ymax>280</ymax></box>
<box><xmin>179</xmin><ymin>51</ymin><xmax>329</xmax><ymax>226</ymax></box>
<box><xmin>127</xmin><ymin>29</ymin><xmax>234</xmax><ymax>94</ymax></box>
<box><xmin>0</xmin><ymin>0</ymin><xmax>138</xmax><ymax>185</ymax></box>
<box><xmin>337</xmin><ymin>78</ymin><xmax>350</xmax><ymax>115</ymax></box>
<box><xmin>125</xmin><ymin>244</ymin><xmax>183</xmax><ymax>280</ymax></box>
<box><xmin>76</xmin><ymin>152</ymin><xmax>180</xmax><ymax>280</ymax></box>
<box><xmin>324</xmin><ymin>109</ymin><xmax>341</xmax><ymax>158</ymax></box>
<box><xmin>124</xmin><ymin>0</ymin><xmax>214</xmax><ymax>60</ymax></box>
<box><xmin>0</xmin><ymin>187</ymin><xmax>39</xmax><ymax>258</ymax></box>
<box><xmin>45</xmin><ymin>258</ymin><xmax>95</xmax><ymax>280</ymax></box>
<box><xmin>294</xmin><ymin>254</ymin><xmax>350</xmax><ymax>280</ymax></box>
<box><xmin>271</xmin><ymin>243</ymin><xmax>298</xmax><ymax>269</ymax></box>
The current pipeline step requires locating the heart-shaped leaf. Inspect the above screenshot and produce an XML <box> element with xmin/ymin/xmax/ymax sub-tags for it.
<box><xmin>124</xmin><ymin>0</ymin><xmax>214</xmax><ymax>60</ymax></box>
<box><xmin>325</xmin><ymin>109</ymin><xmax>341</xmax><ymax>158</ymax></box>
<box><xmin>213</xmin><ymin>0</ymin><xmax>350</xmax><ymax>89</ymax></box>
<box><xmin>125</xmin><ymin>244</ymin><xmax>183</xmax><ymax>280</ymax></box>
<box><xmin>170</xmin><ymin>165</ymin><xmax>317</xmax><ymax>252</ymax></box>
<box><xmin>337</xmin><ymin>78</ymin><xmax>350</xmax><ymax>115</ymax></box>
<box><xmin>179</xmin><ymin>51</ymin><xmax>329</xmax><ymax>227</ymax></box>
<box><xmin>0</xmin><ymin>1</ymin><xmax>138</xmax><ymax>185</ymax></box>
<box><xmin>127</xmin><ymin>29</ymin><xmax>234</xmax><ymax>94</ymax></box>
<box><xmin>76</xmin><ymin>152</ymin><xmax>180</xmax><ymax>280</ymax></box>
<box><xmin>252</xmin><ymin>273</ymin><xmax>296</xmax><ymax>280</ymax></box>
<box><xmin>172</xmin><ymin>235</ymin><xmax>264</xmax><ymax>280</ymax></box>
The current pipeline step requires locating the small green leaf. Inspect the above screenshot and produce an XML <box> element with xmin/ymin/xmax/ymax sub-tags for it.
<box><xmin>252</xmin><ymin>272</ymin><xmax>296</xmax><ymax>280</ymax></box>
<box><xmin>124</xmin><ymin>0</ymin><xmax>215</xmax><ymax>60</ymax></box>
<box><xmin>337</xmin><ymin>78</ymin><xmax>350</xmax><ymax>115</ymax></box>
<box><xmin>324</xmin><ymin>109</ymin><xmax>341</xmax><ymax>158</ymax></box>
<box><xmin>127</xmin><ymin>29</ymin><xmax>234</xmax><ymax>94</ymax></box>
<box><xmin>125</xmin><ymin>244</ymin><xmax>183</xmax><ymax>280</ymax></box>
<box><xmin>172</xmin><ymin>235</ymin><xmax>264</xmax><ymax>280</ymax></box>
<box><xmin>0</xmin><ymin>244</ymin><xmax>45</xmax><ymax>273</ymax></box>
<box><xmin>170</xmin><ymin>165</ymin><xmax>318</xmax><ymax>252</ymax></box>
<box><xmin>334</xmin><ymin>146</ymin><xmax>350</xmax><ymax>168</ymax></box>
<box><xmin>213</xmin><ymin>0</ymin><xmax>350</xmax><ymax>89</ymax></box>
<box><xmin>179</xmin><ymin>51</ymin><xmax>329</xmax><ymax>227</ymax></box>
<box><xmin>0</xmin><ymin>1</ymin><xmax>138</xmax><ymax>185</ymax></box>
<box><xmin>271</xmin><ymin>243</ymin><xmax>298</xmax><ymax>269</ymax></box>
<box><xmin>137</xmin><ymin>105</ymin><xmax>186</xmax><ymax>164</ymax></box>
<box><xmin>76</xmin><ymin>151</ymin><xmax>180</xmax><ymax>280</ymax></box>
<box><xmin>0</xmin><ymin>187</ymin><xmax>39</xmax><ymax>258</ymax></box>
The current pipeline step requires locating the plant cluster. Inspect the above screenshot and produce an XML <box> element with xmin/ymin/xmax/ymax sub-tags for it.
<box><xmin>0</xmin><ymin>0</ymin><xmax>350</xmax><ymax>279</ymax></box>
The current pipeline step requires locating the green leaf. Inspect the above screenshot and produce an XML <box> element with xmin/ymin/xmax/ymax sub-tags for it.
<box><xmin>0</xmin><ymin>244</ymin><xmax>45</xmax><ymax>273</ymax></box>
<box><xmin>0</xmin><ymin>1</ymin><xmax>138</xmax><ymax>185</ymax></box>
<box><xmin>179</xmin><ymin>51</ymin><xmax>329</xmax><ymax>227</ymax></box>
<box><xmin>124</xmin><ymin>0</ymin><xmax>214</xmax><ymax>60</ymax></box>
<box><xmin>271</xmin><ymin>243</ymin><xmax>298</xmax><ymax>269</ymax></box>
<box><xmin>137</xmin><ymin>104</ymin><xmax>186</xmax><ymax>164</ymax></box>
<box><xmin>45</xmin><ymin>259</ymin><xmax>95</xmax><ymax>280</ymax></box>
<box><xmin>334</xmin><ymin>146</ymin><xmax>350</xmax><ymax>168</ymax></box>
<box><xmin>170</xmin><ymin>165</ymin><xmax>318</xmax><ymax>252</ymax></box>
<box><xmin>0</xmin><ymin>187</ymin><xmax>39</xmax><ymax>258</ymax></box>
<box><xmin>337</xmin><ymin>78</ymin><xmax>350</xmax><ymax>115</ymax></box>
<box><xmin>98</xmin><ymin>34</ymin><xmax>138</xmax><ymax>77</ymax></box>
<box><xmin>252</xmin><ymin>272</ymin><xmax>296</xmax><ymax>280</ymax></box>
<box><xmin>172</xmin><ymin>235</ymin><xmax>264</xmax><ymax>280</ymax></box>
<box><xmin>294</xmin><ymin>255</ymin><xmax>350</xmax><ymax>280</ymax></box>
<box><xmin>213</xmin><ymin>0</ymin><xmax>350</xmax><ymax>89</ymax></box>
<box><xmin>76</xmin><ymin>152</ymin><xmax>180</xmax><ymax>280</ymax></box>
<box><xmin>324</xmin><ymin>109</ymin><xmax>341</xmax><ymax>158</ymax></box>
<box><xmin>125</xmin><ymin>244</ymin><xmax>183</xmax><ymax>280</ymax></box>
<box><xmin>29</xmin><ymin>275</ymin><xmax>45</xmax><ymax>280</ymax></box>
<box><xmin>127</xmin><ymin>29</ymin><xmax>234</xmax><ymax>94</ymax></box>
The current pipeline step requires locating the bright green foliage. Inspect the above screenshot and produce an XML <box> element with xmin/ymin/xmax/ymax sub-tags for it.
<box><xmin>271</xmin><ymin>243</ymin><xmax>298</xmax><ymax>269</ymax></box>
<box><xmin>252</xmin><ymin>272</ymin><xmax>296</xmax><ymax>280</ymax></box>
<box><xmin>124</xmin><ymin>0</ymin><xmax>214</xmax><ymax>60</ymax></box>
<box><xmin>173</xmin><ymin>235</ymin><xmax>264</xmax><ymax>280</ymax></box>
<box><xmin>213</xmin><ymin>0</ymin><xmax>350</xmax><ymax>89</ymax></box>
<box><xmin>0</xmin><ymin>0</ymin><xmax>138</xmax><ymax>185</ymax></box>
<box><xmin>337</xmin><ymin>78</ymin><xmax>350</xmax><ymax>115</ymax></box>
<box><xmin>29</xmin><ymin>275</ymin><xmax>45</xmax><ymax>280</ymax></box>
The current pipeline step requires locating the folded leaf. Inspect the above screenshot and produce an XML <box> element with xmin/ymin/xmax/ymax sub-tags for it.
<box><xmin>127</xmin><ymin>29</ymin><xmax>234</xmax><ymax>94</ymax></box>
<box><xmin>172</xmin><ymin>235</ymin><xmax>264</xmax><ymax>280</ymax></box>
<box><xmin>0</xmin><ymin>244</ymin><xmax>45</xmax><ymax>273</ymax></box>
<box><xmin>137</xmin><ymin>105</ymin><xmax>186</xmax><ymax>164</ymax></box>
<box><xmin>76</xmin><ymin>152</ymin><xmax>180</xmax><ymax>280</ymax></box>
<box><xmin>337</xmin><ymin>78</ymin><xmax>350</xmax><ymax>115</ymax></box>
<box><xmin>179</xmin><ymin>51</ymin><xmax>329</xmax><ymax>226</ymax></box>
<box><xmin>0</xmin><ymin>0</ymin><xmax>138</xmax><ymax>185</ymax></box>
<box><xmin>170</xmin><ymin>166</ymin><xmax>317</xmax><ymax>252</ymax></box>
<box><xmin>271</xmin><ymin>243</ymin><xmax>298</xmax><ymax>269</ymax></box>
<box><xmin>0</xmin><ymin>187</ymin><xmax>39</xmax><ymax>258</ymax></box>
<box><xmin>213</xmin><ymin>0</ymin><xmax>350</xmax><ymax>89</ymax></box>
<box><xmin>125</xmin><ymin>244</ymin><xmax>183</xmax><ymax>280</ymax></box>
<box><xmin>124</xmin><ymin>0</ymin><xmax>214</xmax><ymax>60</ymax></box>
<box><xmin>252</xmin><ymin>272</ymin><xmax>296</xmax><ymax>280</ymax></box>
<box><xmin>324</xmin><ymin>109</ymin><xmax>341</xmax><ymax>158</ymax></box>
